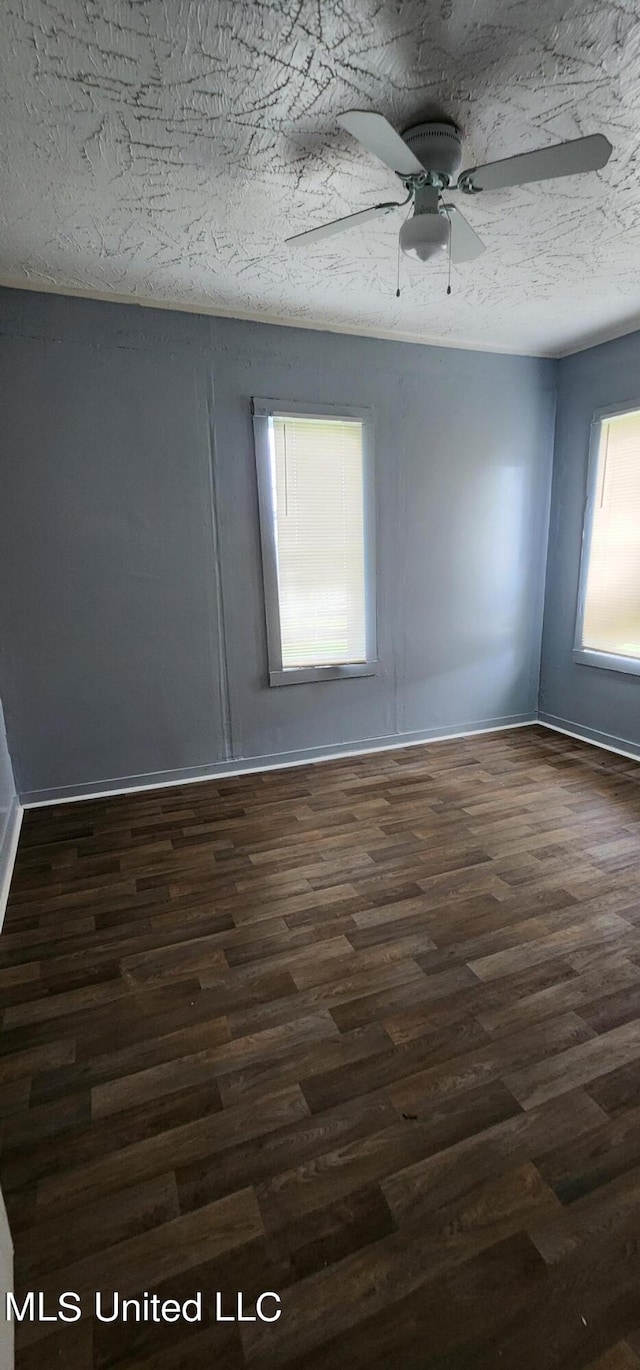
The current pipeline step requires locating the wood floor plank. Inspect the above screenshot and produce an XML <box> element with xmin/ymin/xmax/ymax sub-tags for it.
<box><xmin>504</xmin><ymin>1020</ymin><xmax>640</xmax><ymax>1111</ymax></box>
<box><xmin>34</xmin><ymin>1084</ymin><xmax>310</xmax><ymax>1213</ymax></box>
<box><xmin>4</xmin><ymin>726</ymin><xmax>640</xmax><ymax>1367</ymax></box>
<box><xmin>242</xmin><ymin>1230</ymin><xmax>547</xmax><ymax>1369</ymax></box>
<box><xmin>584</xmin><ymin>1347</ymin><xmax>640</xmax><ymax>1370</ymax></box>
<box><xmin>91</xmin><ymin>1011</ymin><xmax>340</xmax><ymax>1119</ymax></box>
<box><xmin>15</xmin><ymin>1171</ymin><xmax>181</xmax><ymax>1279</ymax></box>
<box><xmin>16</xmin><ymin>1186</ymin><xmax>264</xmax><ymax>1350</ymax></box>
<box><xmin>381</xmin><ymin>1088</ymin><xmax>606</xmax><ymax>1225</ymax></box>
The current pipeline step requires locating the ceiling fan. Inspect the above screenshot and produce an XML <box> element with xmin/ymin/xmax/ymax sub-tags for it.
<box><xmin>286</xmin><ymin>112</ymin><xmax>612</xmax><ymax>266</ymax></box>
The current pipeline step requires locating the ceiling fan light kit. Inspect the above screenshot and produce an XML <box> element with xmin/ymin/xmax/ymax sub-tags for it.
<box><xmin>399</xmin><ymin>214</ymin><xmax>449</xmax><ymax>261</ymax></box>
<box><xmin>399</xmin><ymin>186</ymin><xmax>449</xmax><ymax>261</ymax></box>
<box><xmin>286</xmin><ymin>111</ymin><xmax>613</xmax><ymax>280</ymax></box>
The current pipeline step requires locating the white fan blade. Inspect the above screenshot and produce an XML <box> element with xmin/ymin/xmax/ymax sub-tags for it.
<box><xmin>286</xmin><ymin>201</ymin><xmax>399</xmax><ymax>246</ymax></box>
<box><xmin>444</xmin><ymin>205</ymin><xmax>486</xmax><ymax>263</ymax></box>
<box><xmin>338</xmin><ymin>110</ymin><xmax>424</xmax><ymax>176</ymax></box>
<box><xmin>458</xmin><ymin>133</ymin><xmax>612</xmax><ymax>193</ymax></box>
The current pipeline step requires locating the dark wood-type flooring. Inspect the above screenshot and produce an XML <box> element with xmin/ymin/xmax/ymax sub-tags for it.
<box><xmin>4</xmin><ymin>726</ymin><xmax>640</xmax><ymax>1368</ymax></box>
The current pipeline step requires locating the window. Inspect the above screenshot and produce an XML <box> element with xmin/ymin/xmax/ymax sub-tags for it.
<box><xmin>252</xmin><ymin>399</ymin><xmax>376</xmax><ymax>685</ymax></box>
<box><xmin>574</xmin><ymin>403</ymin><xmax>640</xmax><ymax>675</ymax></box>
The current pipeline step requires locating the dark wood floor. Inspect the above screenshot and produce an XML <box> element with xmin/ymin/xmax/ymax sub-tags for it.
<box><xmin>4</xmin><ymin>726</ymin><xmax>640</xmax><ymax>1367</ymax></box>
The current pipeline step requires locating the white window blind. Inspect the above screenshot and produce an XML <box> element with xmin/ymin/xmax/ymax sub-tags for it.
<box><xmin>268</xmin><ymin>414</ymin><xmax>367</xmax><ymax>669</ymax></box>
<box><xmin>581</xmin><ymin>408</ymin><xmax>640</xmax><ymax>660</ymax></box>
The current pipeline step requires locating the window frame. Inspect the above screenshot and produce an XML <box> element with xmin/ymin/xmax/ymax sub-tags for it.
<box><xmin>573</xmin><ymin>398</ymin><xmax>640</xmax><ymax>678</ymax></box>
<box><xmin>252</xmin><ymin>397</ymin><xmax>378</xmax><ymax>687</ymax></box>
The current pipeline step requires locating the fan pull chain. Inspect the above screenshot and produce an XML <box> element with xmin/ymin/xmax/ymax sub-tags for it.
<box><xmin>395</xmin><ymin>195</ymin><xmax>414</xmax><ymax>299</ymax></box>
<box><xmin>443</xmin><ymin>200</ymin><xmax>452</xmax><ymax>295</ymax></box>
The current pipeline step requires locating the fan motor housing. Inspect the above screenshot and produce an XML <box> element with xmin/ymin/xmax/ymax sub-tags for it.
<box><xmin>401</xmin><ymin>121</ymin><xmax>462</xmax><ymax>180</ymax></box>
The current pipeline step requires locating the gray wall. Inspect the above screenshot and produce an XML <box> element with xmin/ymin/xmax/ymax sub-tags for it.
<box><xmin>0</xmin><ymin>291</ymin><xmax>227</xmax><ymax>800</ymax></box>
<box><xmin>0</xmin><ymin>1184</ymin><xmax>13</xmax><ymax>1370</ymax></box>
<box><xmin>539</xmin><ymin>330</ymin><xmax>640</xmax><ymax>756</ymax></box>
<box><xmin>0</xmin><ymin>287</ymin><xmax>557</xmax><ymax>802</ymax></box>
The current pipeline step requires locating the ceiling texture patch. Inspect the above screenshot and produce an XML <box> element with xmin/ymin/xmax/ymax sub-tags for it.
<box><xmin>1</xmin><ymin>0</ymin><xmax>639</xmax><ymax>354</ymax></box>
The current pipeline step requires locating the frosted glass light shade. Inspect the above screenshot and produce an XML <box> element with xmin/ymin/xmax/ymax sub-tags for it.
<box><xmin>399</xmin><ymin>212</ymin><xmax>449</xmax><ymax>262</ymax></box>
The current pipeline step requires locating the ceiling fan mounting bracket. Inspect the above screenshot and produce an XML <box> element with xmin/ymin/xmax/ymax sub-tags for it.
<box><xmin>400</xmin><ymin>121</ymin><xmax>463</xmax><ymax>181</ymax></box>
<box><xmin>457</xmin><ymin>175</ymin><xmax>481</xmax><ymax>194</ymax></box>
<box><xmin>398</xmin><ymin>169</ymin><xmax>448</xmax><ymax>193</ymax></box>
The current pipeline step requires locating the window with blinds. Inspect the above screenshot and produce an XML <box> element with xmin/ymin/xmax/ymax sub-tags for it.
<box><xmin>578</xmin><ymin>407</ymin><xmax>640</xmax><ymax>662</ymax></box>
<box><xmin>253</xmin><ymin>401</ymin><xmax>376</xmax><ymax>685</ymax></box>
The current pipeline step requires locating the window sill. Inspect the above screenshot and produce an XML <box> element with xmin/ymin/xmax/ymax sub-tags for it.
<box><xmin>269</xmin><ymin>662</ymin><xmax>378</xmax><ymax>687</ymax></box>
<box><xmin>572</xmin><ymin>647</ymin><xmax>640</xmax><ymax>678</ymax></box>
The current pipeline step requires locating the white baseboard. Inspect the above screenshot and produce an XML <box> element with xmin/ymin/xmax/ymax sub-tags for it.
<box><xmin>537</xmin><ymin>713</ymin><xmax>640</xmax><ymax>766</ymax></box>
<box><xmin>18</xmin><ymin>712</ymin><xmax>640</xmax><ymax>813</ymax></box>
<box><xmin>22</xmin><ymin>714</ymin><xmax>537</xmax><ymax>809</ymax></box>
<box><xmin>0</xmin><ymin>798</ymin><xmax>23</xmax><ymax>932</ymax></box>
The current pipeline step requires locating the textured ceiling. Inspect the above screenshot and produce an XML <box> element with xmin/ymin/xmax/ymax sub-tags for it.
<box><xmin>2</xmin><ymin>0</ymin><xmax>640</xmax><ymax>355</ymax></box>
